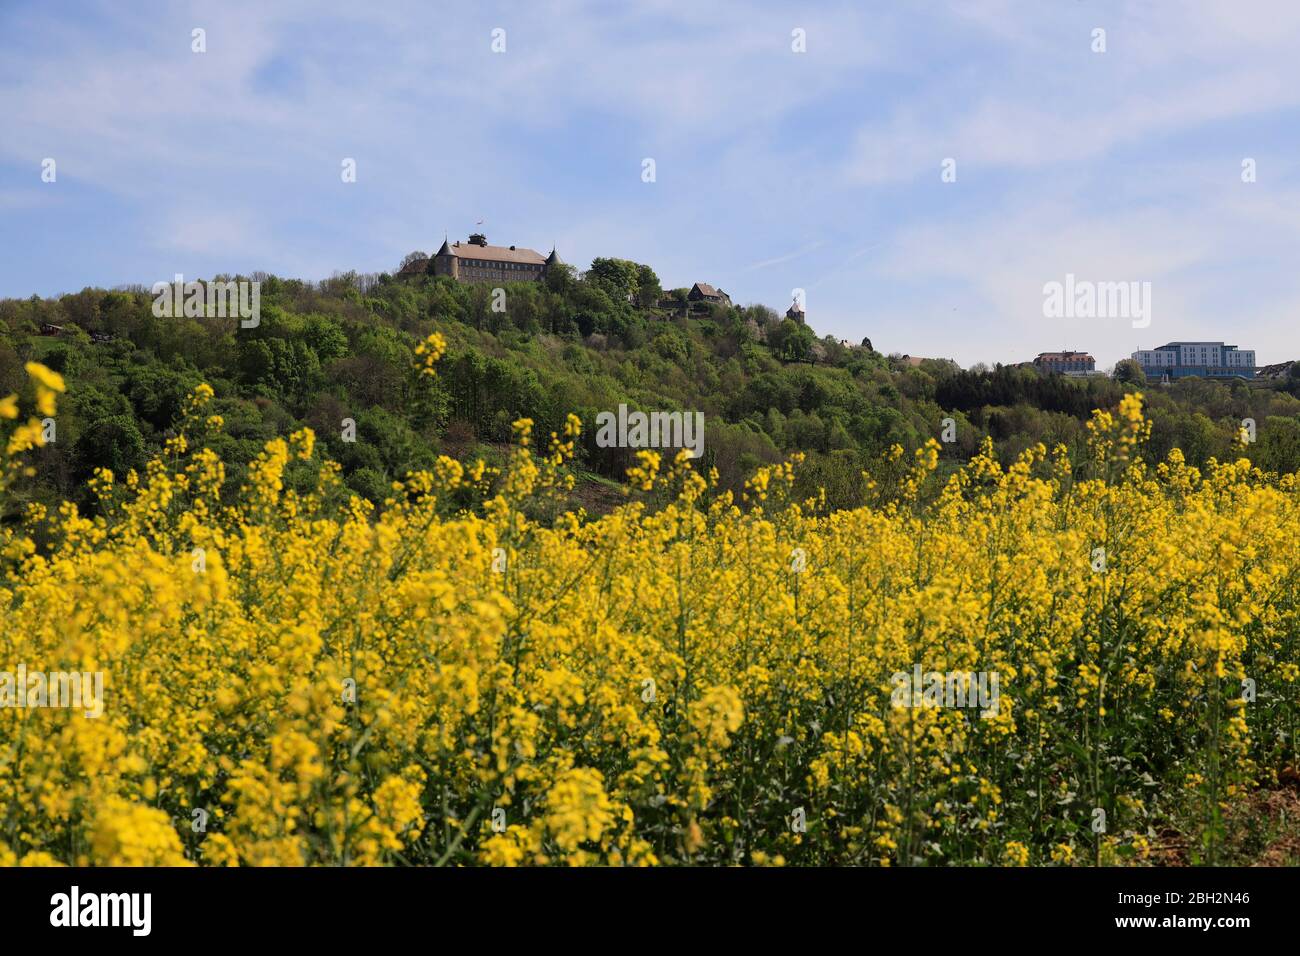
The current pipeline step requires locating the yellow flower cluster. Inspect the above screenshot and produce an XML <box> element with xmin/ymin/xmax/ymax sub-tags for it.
<box><xmin>414</xmin><ymin>332</ymin><xmax>448</xmax><ymax>377</ymax></box>
<box><xmin>1</xmin><ymin>367</ymin><xmax>1297</xmax><ymax>866</ymax></box>
<box><xmin>1</xmin><ymin>363</ymin><xmax>65</xmax><ymax>499</ymax></box>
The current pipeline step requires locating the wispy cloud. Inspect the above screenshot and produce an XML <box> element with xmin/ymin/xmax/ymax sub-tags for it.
<box><xmin>744</xmin><ymin>240</ymin><xmax>826</xmax><ymax>273</ymax></box>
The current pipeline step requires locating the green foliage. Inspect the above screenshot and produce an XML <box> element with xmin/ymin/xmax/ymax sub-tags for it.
<box><xmin>73</xmin><ymin>415</ymin><xmax>146</xmax><ymax>484</ymax></box>
<box><xmin>6</xmin><ymin>267</ymin><xmax>1300</xmax><ymax>516</ymax></box>
<box><xmin>1113</xmin><ymin>358</ymin><xmax>1146</xmax><ymax>385</ymax></box>
<box><xmin>1255</xmin><ymin>416</ymin><xmax>1300</xmax><ymax>473</ymax></box>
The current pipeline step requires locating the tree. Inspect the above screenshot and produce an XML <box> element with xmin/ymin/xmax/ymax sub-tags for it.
<box><xmin>652</xmin><ymin>327</ymin><xmax>690</xmax><ymax>364</ymax></box>
<box><xmin>634</xmin><ymin>264</ymin><xmax>662</xmax><ymax>308</ymax></box>
<box><xmin>587</xmin><ymin>258</ymin><xmax>640</xmax><ymax>301</ymax></box>
<box><xmin>544</xmin><ymin>262</ymin><xmax>576</xmax><ymax>295</ymax></box>
<box><xmin>73</xmin><ymin>416</ymin><xmax>146</xmax><ymax>484</ymax></box>
<box><xmin>1255</xmin><ymin>416</ymin><xmax>1300</xmax><ymax>473</ymax></box>
<box><xmin>768</xmin><ymin>319</ymin><xmax>815</xmax><ymax>363</ymax></box>
<box><xmin>301</xmin><ymin>314</ymin><xmax>349</xmax><ymax>362</ymax></box>
<box><xmin>399</xmin><ymin>251</ymin><xmax>428</xmax><ymax>271</ymax></box>
<box><xmin>237</xmin><ymin>338</ymin><xmax>275</xmax><ymax>388</ymax></box>
<box><xmin>1113</xmin><ymin>358</ymin><xmax>1146</xmax><ymax>385</ymax></box>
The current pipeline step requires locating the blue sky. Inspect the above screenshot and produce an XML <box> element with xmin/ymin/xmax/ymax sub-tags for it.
<box><xmin>2</xmin><ymin>0</ymin><xmax>1298</xmax><ymax>369</ymax></box>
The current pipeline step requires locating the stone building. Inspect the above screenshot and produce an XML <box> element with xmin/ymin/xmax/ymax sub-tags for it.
<box><xmin>410</xmin><ymin>234</ymin><xmax>559</xmax><ymax>283</ymax></box>
<box><xmin>1033</xmin><ymin>351</ymin><xmax>1095</xmax><ymax>374</ymax></box>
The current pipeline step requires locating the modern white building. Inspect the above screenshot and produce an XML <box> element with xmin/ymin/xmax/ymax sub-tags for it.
<box><xmin>1131</xmin><ymin>342</ymin><xmax>1255</xmax><ymax>380</ymax></box>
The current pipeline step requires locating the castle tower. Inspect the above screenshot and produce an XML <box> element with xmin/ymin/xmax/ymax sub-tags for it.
<box><xmin>432</xmin><ymin>238</ymin><xmax>458</xmax><ymax>280</ymax></box>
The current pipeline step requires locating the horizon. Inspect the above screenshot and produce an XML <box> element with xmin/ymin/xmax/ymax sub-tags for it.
<box><xmin>9</xmin><ymin>257</ymin><xmax>1281</xmax><ymax>376</ymax></box>
<box><xmin>2</xmin><ymin>0</ymin><xmax>1298</xmax><ymax>369</ymax></box>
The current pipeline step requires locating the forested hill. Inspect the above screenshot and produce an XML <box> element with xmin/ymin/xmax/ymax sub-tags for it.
<box><xmin>4</xmin><ymin>256</ymin><xmax>1300</xmax><ymax>516</ymax></box>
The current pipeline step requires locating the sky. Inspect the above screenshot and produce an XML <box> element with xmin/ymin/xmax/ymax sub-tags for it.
<box><xmin>1</xmin><ymin>0</ymin><xmax>1298</xmax><ymax>370</ymax></box>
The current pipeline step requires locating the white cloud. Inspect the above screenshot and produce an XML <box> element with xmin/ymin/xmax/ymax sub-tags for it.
<box><xmin>845</xmin><ymin>0</ymin><xmax>1300</xmax><ymax>185</ymax></box>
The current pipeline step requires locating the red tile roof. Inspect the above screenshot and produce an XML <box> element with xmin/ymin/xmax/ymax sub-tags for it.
<box><xmin>441</xmin><ymin>241</ymin><xmax>546</xmax><ymax>265</ymax></box>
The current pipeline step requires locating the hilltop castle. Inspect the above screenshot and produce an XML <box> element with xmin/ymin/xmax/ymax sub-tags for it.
<box><xmin>401</xmin><ymin>233</ymin><xmax>560</xmax><ymax>284</ymax></box>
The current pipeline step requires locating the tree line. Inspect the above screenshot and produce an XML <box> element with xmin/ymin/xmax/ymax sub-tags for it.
<box><xmin>3</xmin><ymin>257</ymin><xmax>1299</xmax><ymax>517</ymax></box>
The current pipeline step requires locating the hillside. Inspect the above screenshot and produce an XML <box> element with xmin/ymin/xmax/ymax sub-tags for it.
<box><xmin>4</xmin><ymin>257</ymin><xmax>1300</xmax><ymax>518</ymax></box>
